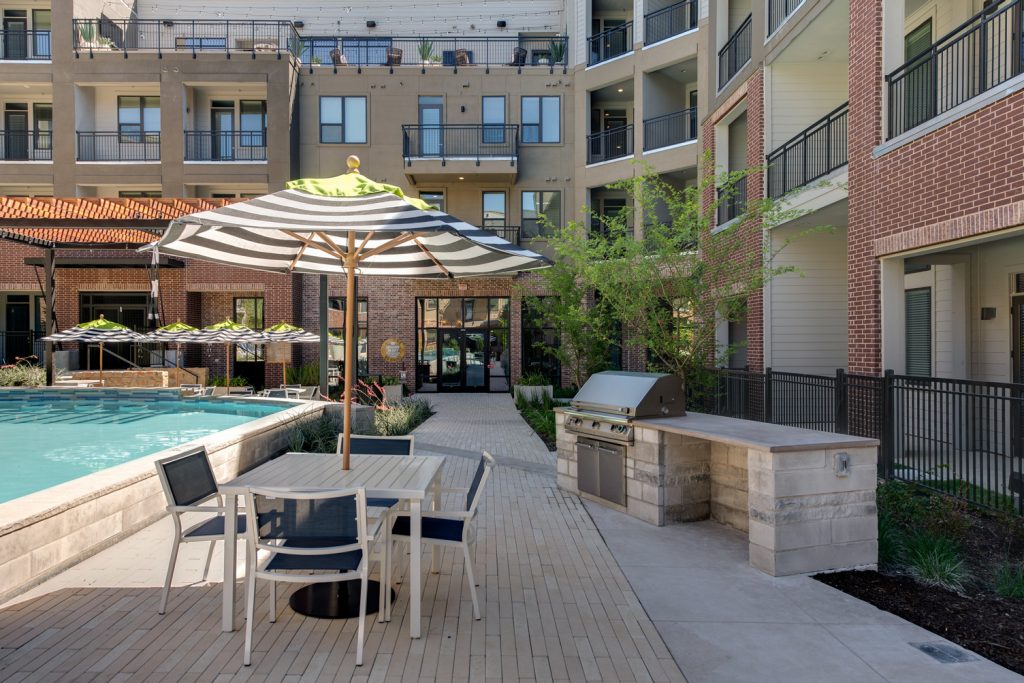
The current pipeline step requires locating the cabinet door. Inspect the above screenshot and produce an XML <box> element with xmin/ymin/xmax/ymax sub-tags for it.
<box><xmin>576</xmin><ymin>439</ymin><xmax>600</xmax><ymax>498</ymax></box>
<box><xmin>597</xmin><ymin>443</ymin><xmax>626</xmax><ymax>506</ymax></box>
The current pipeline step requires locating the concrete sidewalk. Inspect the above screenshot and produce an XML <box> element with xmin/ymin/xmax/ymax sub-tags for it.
<box><xmin>586</xmin><ymin>501</ymin><xmax>1024</xmax><ymax>683</ymax></box>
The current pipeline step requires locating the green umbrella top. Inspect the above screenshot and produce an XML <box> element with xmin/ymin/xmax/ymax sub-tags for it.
<box><xmin>264</xmin><ymin>322</ymin><xmax>305</xmax><ymax>334</ymax></box>
<box><xmin>157</xmin><ymin>320</ymin><xmax>199</xmax><ymax>333</ymax></box>
<box><xmin>195</xmin><ymin>319</ymin><xmax>264</xmax><ymax>343</ymax></box>
<box><xmin>41</xmin><ymin>315</ymin><xmax>144</xmax><ymax>342</ymax></box>
<box><xmin>77</xmin><ymin>315</ymin><xmax>132</xmax><ymax>331</ymax></box>
<box><xmin>285</xmin><ymin>164</ymin><xmax>433</xmax><ymax>210</ymax></box>
<box><xmin>264</xmin><ymin>321</ymin><xmax>320</xmax><ymax>343</ymax></box>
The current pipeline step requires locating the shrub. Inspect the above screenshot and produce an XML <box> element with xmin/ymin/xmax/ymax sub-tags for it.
<box><xmin>517</xmin><ymin>371</ymin><xmax>551</xmax><ymax>386</ymax></box>
<box><xmin>289</xmin><ymin>414</ymin><xmax>347</xmax><ymax>453</ymax></box>
<box><xmin>380</xmin><ymin>375</ymin><xmax>401</xmax><ymax>386</ymax></box>
<box><xmin>877</xmin><ymin>513</ymin><xmax>903</xmax><ymax>567</ymax></box>
<box><xmin>208</xmin><ymin>375</ymin><xmax>249</xmax><ymax>387</ymax></box>
<box><xmin>0</xmin><ymin>359</ymin><xmax>44</xmax><ymax>387</ymax></box>
<box><xmin>374</xmin><ymin>397</ymin><xmax>433</xmax><ymax>436</ymax></box>
<box><xmin>285</xmin><ymin>363</ymin><xmax>320</xmax><ymax>387</ymax></box>
<box><xmin>994</xmin><ymin>562</ymin><xmax>1024</xmax><ymax>600</ymax></box>
<box><xmin>553</xmin><ymin>385</ymin><xmax>578</xmax><ymax>399</ymax></box>
<box><xmin>903</xmin><ymin>532</ymin><xmax>969</xmax><ymax>593</ymax></box>
<box><xmin>515</xmin><ymin>393</ymin><xmax>556</xmax><ymax>444</ymax></box>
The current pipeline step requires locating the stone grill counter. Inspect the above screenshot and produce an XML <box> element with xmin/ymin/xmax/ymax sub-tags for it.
<box><xmin>556</xmin><ymin>410</ymin><xmax>879</xmax><ymax>577</ymax></box>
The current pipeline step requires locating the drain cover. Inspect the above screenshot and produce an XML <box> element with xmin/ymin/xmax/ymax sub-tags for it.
<box><xmin>910</xmin><ymin>641</ymin><xmax>977</xmax><ymax>664</ymax></box>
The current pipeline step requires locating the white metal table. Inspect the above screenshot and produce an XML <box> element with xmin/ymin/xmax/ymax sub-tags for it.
<box><xmin>218</xmin><ymin>452</ymin><xmax>446</xmax><ymax>637</ymax></box>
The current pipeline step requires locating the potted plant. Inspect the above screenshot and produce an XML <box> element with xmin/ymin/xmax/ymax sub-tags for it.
<box><xmin>548</xmin><ymin>37</ymin><xmax>566</xmax><ymax>65</ymax></box>
<box><xmin>514</xmin><ymin>371</ymin><xmax>554</xmax><ymax>402</ymax></box>
<box><xmin>77</xmin><ymin>20</ymin><xmax>97</xmax><ymax>47</ymax></box>
<box><xmin>380</xmin><ymin>375</ymin><xmax>404</xmax><ymax>403</ymax></box>
<box><xmin>417</xmin><ymin>39</ymin><xmax>435</xmax><ymax>65</ymax></box>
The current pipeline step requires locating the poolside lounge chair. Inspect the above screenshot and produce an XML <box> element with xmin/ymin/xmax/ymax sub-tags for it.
<box><xmin>261</xmin><ymin>388</ymin><xmax>288</xmax><ymax>398</ymax></box>
<box><xmin>154</xmin><ymin>447</ymin><xmax>246</xmax><ymax>615</ymax></box>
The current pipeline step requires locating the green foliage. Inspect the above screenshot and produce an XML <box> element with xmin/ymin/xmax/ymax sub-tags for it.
<box><xmin>993</xmin><ymin>562</ymin><xmax>1024</xmax><ymax>600</ymax></box>
<box><xmin>373</xmin><ymin>398</ymin><xmax>434</xmax><ymax>436</ymax></box>
<box><xmin>877</xmin><ymin>513</ymin><xmax>903</xmax><ymax>567</ymax></box>
<box><xmin>0</xmin><ymin>358</ymin><xmax>44</xmax><ymax>387</ymax></box>
<box><xmin>380</xmin><ymin>375</ymin><xmax>401</xmax><ymax>386</ymax></box>
<box><xmin>517</xmin><ymin>371</ymin><xmax>551</xmax><ymax>386</ymax></box>
<box><xmin>285</xmin><ymin>363</ymin><xmax>320</xmax><ymax>387</ymax></box>
<box><xmin>515</xmin><ymin>393</ymin><xmax>556</xmax><ymax>444</ymax></box>
<box><xmin>208</xmin><ymin>374</ymin><xmax>249</xmax><ymax>387</ymax></box>
<box><xmin>289</xmin><ymin>414</ymin><xmax>347</xmax><ymax>453</ymax></box>
<box><xmin>78</xmin><ymin>21</ymin><xmax>96</xmax><ymax>43</ymax></box>
<box><xmin>548</xmin><ymin>38</ymin><xmax>566</xmax><ymax>63</ymax></box>
<box><xmin>553</xmin><ymin>385</ymin><xmax>578</xmax><ymax>399</ymax></box>
<box><xmin>903</xmin><ymin>532</ymin><xmax>969</xmax><ymax>593</ymax></box>
<box><xmin>417</xmin><ymin>39</ymin><xmax>435</xmax><ymax>62</ymax></box>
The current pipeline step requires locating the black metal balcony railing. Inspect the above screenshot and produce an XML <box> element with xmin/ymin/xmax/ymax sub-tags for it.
<box><xmin>766</xmin><ymin>102</ymin><xmax>848</xmax><ymax>198</ymax></box>
<box><xmin>77</xmin><ymin>132</ymin><xmax>161</xmax><ymax>161</ymax></box>
<box><xmin>643</xmin><ymin>108</ymin><xmax>697</xmax><ymax>151</ymax></box>
<box><xmin>402</xmin><ymin>124</ymin><xmax>519</xmax><ymax>164</ymax></box>
<box><xmin>588</xmin><ymin>22</ymin><xmax>633</xmax><ymax>66</ymax></box>
<box><xmin>767</xmin><ymin>0</ymin><xmax>804</xmax><ymax>36</ymax></box>
<box><xmin>644</xmin><ymin>0</ymin><xmax>698</xmax><ymax>46</ymax></box>
<box><xmin>482</xmin><ymin>225</ymin><xmax>520</xmax><ymax>244</ymax></box>
<box><xmin>184</xmin><ymin>131</ymin><xmax>267</xmax><ymax>161</ymax></box>
<box><xmin>299</xmin><ymin>35</ymin><xmax>568</xmax><ymax>71</ymax></box>
<box><xmin>587</xmin><ymin>124</ymin><xmax>634</xmax><ymax>164</ymax></box>
<box><xmin>718</xmin><ymin>14</ymin><xmax>752</xmax><ymax>89</ymax></box>
<box><xmin>72</xmin><ymin>19</ymin><xmax>299</xmax><ymax>57</ymax></box>
<box><xmin>0</xmin><ymin>131</ymin><xmax>52</xmax><ymax>161</ymax></box>
<box><xmin>716</xmin><ymin>175</ymin><xmax>747</xmax><ymax>226</ymax></box>
<box><xmin>0</xmin><ymin>29</ymin><xmax>51</xmax><ymax>59</ymax></box>
<box><xmin>886</xmin><ymin>0</ymin><xmax>1024</xmax><ymax>139</ymax></box>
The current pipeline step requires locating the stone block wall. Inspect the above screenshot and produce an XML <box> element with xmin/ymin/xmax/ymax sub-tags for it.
<box><xmin>710</xmin><ymin>442</ymin><xmax>749</xmax><ymax>532</ymax></box>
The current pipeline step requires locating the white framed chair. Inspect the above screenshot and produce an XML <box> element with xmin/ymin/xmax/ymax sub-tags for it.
<box><xmin>242</xmin><ymin>486</ymin><xmax>377</xmax><ymax>666</ymax></box>
<box><xmin>179</xmin><ymin>383</ymin><xmax>203</xmax><ymax>396</ymax></box>
<box><xmin>154</xmin><ymin>447</ymin><xmax>246</xmax><ymax>615</ymax></box>
<box><xmin>389</xmin><ymin>451</ymin><xmax>495</xmax><ymax>620</ymax></box>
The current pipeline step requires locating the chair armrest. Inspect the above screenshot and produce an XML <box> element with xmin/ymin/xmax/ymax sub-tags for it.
<box><xmin>166</xmin><ymin>504</ymin><xmax>241</xmax><ymax>514</ymax></box>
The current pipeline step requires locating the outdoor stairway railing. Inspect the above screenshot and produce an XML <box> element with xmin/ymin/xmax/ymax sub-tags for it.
<box><xmin>588</xmin><ymin>22</ymin><xmax>633</xmax><ymax>66</ymax></box>
<box><xmin>77</xmin><ymin>132</ymin><xmax>161</xmax><ymax>161</ymax></box>
<box><xmin>643</xmin><ymin>107</ymin><xmax>697</xmax><ymax>151</ymax></box>
<box><xmin>644</xmin><ymin>0</ymin><xmax>698</xmax><ymax>45</ymax></box>
<box><xmin>587</xmin><ymin>124</ymin><xmax>634</xmax><ymax>164</ymax></box>
<box><xmin>72</xmin><ymin>19</ymin><xmax>299</xmax><ymax>57</ymax></box>
<box><xmin>184</xmin><ymin>131</ymin><xmax>267</xmax><ymax>161</ymax></box>
<box><xmin>401</xmin><ymin>124</ymin><xmax>518</xmax><ymax>164</ymax></box>
<box><xmin>718</xmin><ymin>13</ymin><xmax>752</xmax><ymax>88</ymax></box>
<box><xmin>766</xmin><ymin>102</ymin><xmax>848</xmax><ymax>198</ymax></box>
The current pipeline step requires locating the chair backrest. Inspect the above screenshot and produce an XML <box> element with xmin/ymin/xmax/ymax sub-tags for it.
<box><xmin>155</xmin><ymin>447</ymin><xmax>219</xmax><ymax>509</ymax></box>
<box><xmin>336</xmin><ymin>434</ymin><xmax>415</xmax><ymax>456</ymax></box>
<box><xmin>245</xmin><ymin>486</ymin><xmax>367</xmax><ymax>558</ymax></box>
<box><xmin>180</xmin><ymin>383</ymin><xmax>201</xmax><ymax>390</ymax></box>
<box><xmin>201</xmin><ymin>387</ymin><xmax>216</xmax><ymax>396</ymax></box>
<box><xmin>466</xmin><ymin>451</ymin><xmax>495</xmax><ymax>513</ymax></box>
<box><xmin>511</xmin><ymin>46</ymin><xmax>527</xmax><ymax>65</ymax></box>
<box><xmin>263</xmin><ymin>389</ymin><xmax>288</xmax><ymax>398</ymax></box>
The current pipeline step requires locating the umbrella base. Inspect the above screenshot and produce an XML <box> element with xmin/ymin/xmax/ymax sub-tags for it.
<box><xmin>289</xmin><ymin>580</ymin><xmax>394</xmax><ymax>619</ymax></box>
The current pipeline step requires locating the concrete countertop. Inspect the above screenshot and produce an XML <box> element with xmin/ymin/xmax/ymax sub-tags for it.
<box><xmin>632</xmin><ymin>412</ymin><xmax>879</xmax><ymax>453</ymax></box>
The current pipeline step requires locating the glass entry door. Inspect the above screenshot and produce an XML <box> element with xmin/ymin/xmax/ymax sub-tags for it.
<box><xmin>439</xmin><ymin>330</ymin><xmax>463</xmax><ymax>390</ymax></box>
<box><xmin>3</xmin><ymin>105</ymin><xmax>28</xmax><ymax>160</ymax></box>
<box><xmin>3</xmin><ymin>12</ymin><xmax>27</xmax><ymax>60</ymax></box>
<box><xmin>439</xmin><ymin>329</ymin><xmax>489</xmax><ymax>391</ymax></box>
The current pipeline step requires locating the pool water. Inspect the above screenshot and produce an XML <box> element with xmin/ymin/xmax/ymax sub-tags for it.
<box><xmin>0</xmin><ymin>396</ymin><xmax>288</xmax><ymax>503</ymax></box>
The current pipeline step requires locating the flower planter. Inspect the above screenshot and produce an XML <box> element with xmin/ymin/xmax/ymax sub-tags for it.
<box><xmin>382</xmin><ymin>384</ymin><xmax>403</xmax><ymax>404</ymax></box>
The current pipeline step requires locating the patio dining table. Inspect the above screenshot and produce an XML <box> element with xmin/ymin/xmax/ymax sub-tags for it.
<box><xmin>218</xmin><ymin>452</ymin><xmax>446</xmax><ymax>638</ymax></box>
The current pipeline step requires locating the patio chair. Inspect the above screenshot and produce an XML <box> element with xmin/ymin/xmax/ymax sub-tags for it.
<box><xmin>298</xmin><ymin>386</ymin><xmax>319</xmax><ymax>400</ymax></box>
<box><xmin>385</xmin><ymin>47</ymin><xmax>402</xmax><ymax>66</ymax></box>
<box><xmin>242</xmin><ymin>486</ymin><xmax>377</xmax><ymax>666</ymax></box>
<box><xmin>179</xmin><ymin>383</ymin><xmax>203</xmax><ymax>396</ymax></box>
<box><xmin>508</xmin><ymin>46</ymin><xmax>527</xmax><ymax>67</ymax></box>
<box><xmin>261</xmin><ymin>388</ymin><xmax>288</xmax><ymax>398</ymax></box>
<box><xmin>389</xmin><ymin>451</ymin><xmax>495</xmax><ymax>620</ymax></box>
<box><xmin>329</xmin><ymin>48</ymin><xmax>347</xmax><ymax>66</ymax></box>
<box><xmin>154</xmin><ymin>447</ymin><xmax>246</xmax><ymax>615</ymax></box>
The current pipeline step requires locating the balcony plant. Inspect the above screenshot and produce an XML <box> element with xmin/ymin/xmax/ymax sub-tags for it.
<box><xmin>548</xmin><ymin>37</ymin><xmax>566</xmax><ymax>65</ymax></box>
<box><xmin>513</xmin><ymin>370</ymin><xmax>553</xmax><ymax>402</ymax></box>
<box><xmin>417</xmin><ymin>39</ymin><xmax>436</xmax><ymax>65</ymax></box>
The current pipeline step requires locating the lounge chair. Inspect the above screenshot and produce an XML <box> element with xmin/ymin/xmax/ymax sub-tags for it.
<box><xmin>508</xmin><ymin>47</ymin><xmax>527</xmax><ymax>67</ymax></box>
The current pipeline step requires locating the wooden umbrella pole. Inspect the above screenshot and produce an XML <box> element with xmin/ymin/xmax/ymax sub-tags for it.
<box><xmin>99</xmin><ymin>342</ymin><xmax>104</xmax><ymax>387</ymax></box>
<box><xmin>341</xmin><ymin>242</ymin><xmax>357</xmax><ymax>470</ymax></box>
<box><xmin>225</xmin><ymin>343</ymin><xmax>231</xmax><ymax>385</ymax></box>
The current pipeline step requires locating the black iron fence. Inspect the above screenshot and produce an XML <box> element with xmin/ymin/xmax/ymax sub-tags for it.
<box><xmin>716</xmin><ymin>175</ymin><xmax>747</xmax><ymax>226</ymax></box>
<box><xmin>691</xmin><ymin>367</ymin><xmax>1023</xmax><ymax>514</ymax></box>
<box><xmin>643</xmin><ymin>107</ymin><xmax>697</xmax><ymax>151</ymax></box>
<box><xmin>482</xmin><ymin>225</ymin><xmax>520</xmax><ymax>245</ymax></box>
<box><xmin>184</xmin><ymin>131</ymin><xmax>267</xmax><ymax>161</ymax></box>
<box><xmin>0</xmin><ymin>130</ymin><xmax>52</xmax><ymax>161</ymax></box>
<box><xmin>0</xmin><ymin>331</ymin><xmax>41</xmax><ymax>365</ymax></box>
<box><xmin>587</xmin><ymin>124</ymin><xmax>634</xmax><ymax>164</ymax></box>
<box><xmin>766</xmin><ymin>102</ymin><xmax>848</xmax><ymax>198</ymax></box>
<box><xmin>401</xmin><ymin>124</ymin><xmax>518</xmax><ymax>163</ymax></box>
<box><xmin>72</xmin><ymin>19</ymin><xmax>299</xmax><ymax>57</ymax></box>
<box><xmin>588</xmin><ymin>22</ymin><xmax>633</xmax><ymax>66</ymax></box>
<box><xmin>299</xmin><ymin>35</ymin><xmax>569</xmax><ymax>71</ymax></box>
<box><xmin>77</xmin><ymin>132</ymin><xmax>160</xmax><ymax>161</ymax></box>
<box><xmin>0</xmin><ymin>29</ymin><xmax>50</xmax><ymax>59</ymax></box>
<box><xmin>718</xmin><ymin>14</ymin><xmax>752</xmax><ymax>88</ymax></box>
<box><xmin>644</xmin><ymin>0</ymin><xmax>698</xmax><ymax>45</ymax></box>
<box><xmin>767</xmin><ymin>0</ymin><xmax>803</xmax><ymax>36</ymax></box>
<box><xmin>886</xmin><ymin>0</ymin><xmax>1024</xmax><ymax>139</ymax></box>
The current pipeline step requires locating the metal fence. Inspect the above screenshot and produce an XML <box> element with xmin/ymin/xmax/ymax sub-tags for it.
<box><xmin>767</xmin><ymin>0</ymin><xmax>804</xmax><ymax>36</ymax></box>
<box><xmin>0</xmin><ymin>131</ymin><xmax>52</xmax><ymax>161</ymax></box>
<box><xmin>587</xmin><ymin>124</ymin><xmax>634</xmax><ymax>164</ymax></box>
<box><xmin>716</xmin><ymin>175</ymin><xmax>747</xmax><ymax>226</ymax></box>
<box><xmin>644</xmin><ymin>0</ymin><xmax>698</xmax><ymax>46</ymax></box>
<box><xmin>643</xmin><ymin>108</ymin><xmax>697</xmax><ymax>151</ymax></box>
<box><xmin>72</xmin><ymin>19</ymin><xmax>299</xmax><ymax>57</ymax></box>
<box><xmin>0</xmin><ymin>29</ymin><xmax>50</xmax><ymax>59</ymax></box>
<box><xmin>718</xmin><ymin>14</ymin><xmax>752</xmax><ymax>88</ymax></box>
<box><xmin>886</xmin><ymin>0</ymin><xmax>1024</xmax><ymax>138</ymax></box>
<box><xmin>401</xmin><ymin>124</ymin><xmax>518</xmax><ymax>163</ymax></box>
<box><xmin>184</xmin><ymin>131</ymin><xmax>267</xmax><ymax>161</ymax></box>
<box><xmin>691</xmin><ymin>367</ymin><xmax>1023</xmax><ymax>514</ymax></box>
<box><xmin>77</xmin><ymin>132</ymin><xmax>161</xmax><ymax>161</ymax></box>
<box><xmin>588</xmin><ymin>22</ymin><xmax>633</xmax><ymax>66</ymax></box>
<box><xmin>766</xmin><ymin>101</ymin><xmax>848</xmax><ymax>198</ymax></box>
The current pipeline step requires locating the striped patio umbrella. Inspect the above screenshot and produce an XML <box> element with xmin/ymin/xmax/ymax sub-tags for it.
<box><xmin>41</xmin><ymin>315</ymin><xmax>145</xmax><ymax>386</ymax></box>
<box><xmin>263</xmin><ymin>322</ymin><xmax>321</xmax><ymax>391</ymax></box>
<box><xmin>193</xmin><ymin>319</ymin><xmax>265</xmax><ymax>386</ymax></box>
<box><xmin>151</xmin><ymin>155</ymin><xmax>550</xmax><ymax>468</ymax></box>
<box><xmin>144</xmin><ymin>320</ymin><xmax>200</xmax><ymax>370</ymax></box>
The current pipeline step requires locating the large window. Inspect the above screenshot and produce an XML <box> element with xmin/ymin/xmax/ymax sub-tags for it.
<box><xmin>482</xmin><ymin>191</ymin><xmax>506</xmax><ymax>228</ymax></box>
<box><xmin>522</xmin><ymin>299</ymin><xmax>561</xmax><ymax>386</ymax></box>
<box><xmin>521</xmin><ymin>190</ymin><xmax>561</xmax><ymax>238</ymax></box>
<box><xmin>420</xmin><ymin>191</ymin><xmax>444</xmax><ymax>212</ymax></box>
<box><xmin>239</xmin><ymin>100</ymin><xmax>267</xmax><ymax>147</ymax></box>
<box><xmin>319</xmin><ymin>96</ymin><xmax>367</xmax><ymax>144</ymax></box>
<box><xmin>328</xmin><ymin>297</ymin><xmax>369</xmax><ymax>375</ymax></box>
<box><xmin>233</xmin><ymin>297</ymin><xmax>265</xmax><ymax>362</ymax></box>
<box><xmin>482</xmin><ymin>96</ymin><xmax>506</xmax><ymax>144</ymax></box>
<box><xmin>117</xmin><ymin>96</ymin><xmax>160</xmax><ymax>142</ymax></box>
<box><xmin>521</xmin><ymin>96</ymin><xmax>560</xmax><ymax>143</ymax></box>
<box><xmin>905</xmin><ymin>287</ymin><xmax>932</xmax><ymax>377</ymax></box>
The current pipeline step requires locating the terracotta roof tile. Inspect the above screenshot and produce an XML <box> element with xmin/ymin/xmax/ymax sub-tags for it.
<box><xmin>0</xmin><ymin>196</ymin><xmax>237</xmax><ymax>220</ymax></box>
<box><xmin>0</xmin><ymin>227</ymin><xmax>159</xmax><ymax>245</ymax></box>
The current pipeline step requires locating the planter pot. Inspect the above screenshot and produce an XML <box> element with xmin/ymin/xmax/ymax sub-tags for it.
<box><xmin>382</xmin><ymin>384</ymin><xmax>403</xmax><ymax>404</ymax></box>
<box><xmin>514</xmin><ymin>385</ymin><xmax>553</xmax><ymax>402</ymax></box>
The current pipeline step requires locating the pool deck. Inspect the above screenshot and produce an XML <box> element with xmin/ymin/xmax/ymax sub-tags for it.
<box><xmin>0</xmin><ymin>395</ymin><xmax>1020</xmax><ymax>682</ymax></box>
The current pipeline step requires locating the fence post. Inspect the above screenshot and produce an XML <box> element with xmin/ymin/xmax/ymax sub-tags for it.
<box><xmin>881</xmin><ymin>369</ymin><xmax>895</xmax><ymax>480</ymax></box>
<box><xmin>835</xmin><ymin>368</ymin><xmax>847</xmax><ymax>434</ymax></box>
<box><xmin>763</xmin><ymin>366</ymin><xmax>773</xmax><ymax>423</ymax></box>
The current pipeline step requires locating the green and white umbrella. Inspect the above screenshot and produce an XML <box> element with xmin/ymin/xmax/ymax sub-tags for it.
<box><xmin>41</xmin><ymin>315</ymin><xmax>145</xmax><ymax>385</ymax></box>
<box><xmin>263</xmin><ymin>322</ymin><xmax>321</xmax><ymax>391</ymax></box>
<box><xmin>144</xmin><ymin>320</ymin><xmax>200</xmax><ymax>370</ymax></box>
<box><xmin>192</xmin><ymin>319</ymin><xmax>265</xmax><ymax>386</ymax></box>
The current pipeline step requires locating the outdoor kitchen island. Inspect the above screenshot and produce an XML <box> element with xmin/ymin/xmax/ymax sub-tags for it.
<box><xmin>556</xmin><ymin>403</ymin><xmax>880</xmax><ymax>577</ymax></box>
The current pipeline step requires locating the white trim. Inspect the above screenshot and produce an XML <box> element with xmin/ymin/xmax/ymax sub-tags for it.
<box><xmin>711</xmin><ymin>217</ymin><xmax>739</xmax><ymax>235</ymax></box>
<box><xmin>584</xmin><ymin>50</ymin><xmax>635</xmax><ymax>71</ymax></box>
<box><xmin>641</xmin><ymin>28</ymin><xmax>699</xmax><ymax>51</ymax></box>
<box><xmin>641</xmin><ymin>138</ymin><xmax>697</xmax><ymax>155</ymax></box>
<box><xmin>585</xmin><ymin>155</ymin><xmax>636</xmax><ymax>169</ymax></box>
<box><xmin>0</xmin><ymin>60</ymin><xmax>51</xmax><ymax>64</ymax></box>
<box><xmin>183</xmin><ymin>160</ymin><xmax>267</xmax><ymax>165</ymax></box>
<box><xmin>0</xmin><ymin>160</ymin><xmax>52</xmax><ymax>164</ymax></box>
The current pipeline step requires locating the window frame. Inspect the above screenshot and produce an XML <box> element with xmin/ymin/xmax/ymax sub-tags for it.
<box><xmin>520</xmin><ymin>190</ymin><xmax>562</xmax><ymax>239</ymax></box>
<box><xmin>319</xmin><ymin>95</ymin><xmax>368</xmax><ymax>145</ymax></box>
<box><xmin>233</xmin><ymin>296</ymin><xmax>265</xmax><ymax>363</ymax></box>
<box><xmin>520</xmin><ymin>95</ymin><xmax>560</xmax><ymax>144</ymax></box>
<box><xmin>238</xmin><ymin>99</ymin><xmax>267</xmax><ymax>148</ymax></box>
<box><xmin>481</xmin><ymin>95</ymin><xmax>506</xmax><ymax>144</ymax></box>
<box><xmin>117</xmin><ymin>95</ymin><xmax>160</xmax><ymax>144</ymax></box>
<box><xmin>482</xmin><ymin>190</ymin><xmax>507</xmax><ymax>228</ymax></box>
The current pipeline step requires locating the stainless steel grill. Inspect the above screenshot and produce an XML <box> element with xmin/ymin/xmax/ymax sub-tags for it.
<box><xmin>564</xmin><ymin>371</ymin><xmax>685</xmax><ymax>444</ymax></box>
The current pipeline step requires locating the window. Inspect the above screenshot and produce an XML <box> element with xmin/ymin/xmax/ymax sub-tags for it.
<box><xmin>117</xmin><ymin>96</ymin><xmax>160</xmax><ymax>142</ymax></box>
<box><xmin>905</xmin><ymin>287</ymin><xmax>932</xmax><ymax>377</ymax></box>
<box><xmin>482</xmin><ymin>191</ymin><xmax>506</xmax><ymax>228</ymax></box>
<box><xmin>233</xmin><ymin>297</ymin><xmax>265</xmax><ymax>362</ymax></box>
<box><xmin>521</xmin><ymin>96</ymin><xmax>560</xmax><ymax>143</ymax></box>
<box><xmin>482</xmin><ymin>96</ymin><xmax>505</xmax><ymax>144</ymax></box>
<box><xmin>33</xmin><ymin>103</ymin><xmax>51</xmax><ymax>150</ymax></box>
<box><xmin>521</xmin><ymin>190</ymin><xmax>561</xmax><ymax>238</ymax></box>
<box><xmin>319</xmin><ymin>96</ymin><xmax>367</xmax><ymax>144</ymax></box>
<box><xmin>420</xmin><ymin>191</ymin><xmax>444</xmax><ymax>212</ymax></box>
<box><xmin>239</xmin><ymin>100</ymin><xmax>266</xmax><ymax>147</ymax></box>
<box><xmin>522</xmin><ymin>299</ymin><xmax>561</xmax><ymax>385</ymax></box>
<box><xmin>328</xmin><ymin>297</ymin><xmax>369</xmax><ymax>375</ymax></box>
<box><xmin>118</xmin><ymin>190</ymin><xmax>161</xmax><ymax>198</ymax></box>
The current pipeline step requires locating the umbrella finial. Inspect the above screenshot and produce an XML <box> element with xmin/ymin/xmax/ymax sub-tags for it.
<box><xmin>346</xmin><ymin>155</ymin><xmax>360</xmax><ymax>173</ymax></box>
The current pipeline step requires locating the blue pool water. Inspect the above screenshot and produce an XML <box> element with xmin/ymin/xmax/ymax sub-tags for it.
<box><xmin>0</xmin><ymin>395</ymin><xmax>288</xmax><ymax>503</ymax></box>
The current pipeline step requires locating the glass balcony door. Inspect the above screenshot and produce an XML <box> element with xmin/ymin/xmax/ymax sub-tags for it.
<box><xmin>418</xmin><ymin>96</ymin><xmax>443</xmax><ymax>157</ymax></box>
<box><xmin>211</xmin><ymin>103</ymin><xmax>235</xmax><ymax>161</ymax></box>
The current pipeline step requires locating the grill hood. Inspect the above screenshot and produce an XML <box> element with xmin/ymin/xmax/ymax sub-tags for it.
<box><xmin>570</xmin><ymin>371</ymin><xmax>685</xmax><ymax>418</ymax></box>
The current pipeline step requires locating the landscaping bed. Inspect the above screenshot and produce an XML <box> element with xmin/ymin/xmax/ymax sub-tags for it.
<box><xmin>814</xmin><ymin>481</ymin><xmax>1024</xmax><ymax>675</ymax></box>
<box><xmin>515</xmin><ymin>393</ymin><xmax>556</xmax><ymax>450</ymax></box>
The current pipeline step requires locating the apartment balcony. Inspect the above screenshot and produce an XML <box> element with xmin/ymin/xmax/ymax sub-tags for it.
<box><xmin>643</xmin><ymin>108</ymin><xmax>697</xmax><ymax>152</ymax></box>
<box><xmin>0</xmin><ymin>29</ymin><xmax>50</xmax><ymax>60</ymax></box>
<box><xmin>716</xmin><ymin>175</ymin><xmax>747</xmax><ymax>226</ymax></box>
<box><xmin>718</xmin><ymin>14</ymin><xmax>752</xmax><ymax>89</ymax></box>
<box><xmin>401</xmin><ymin>124</ymin><xmax>518</xmax><ymax>183</ymax></box>
<box><xmin>77</xmin><ymin>132</ymin><xmax>160</xmax><ymax>162</ymax></box>
<box><xmin>766</xmin><ymin>102</ymin><xmax>848</xmax><ymax>198</ymax></box>
<box><xmin>299</xmin><ymin>36</ymin><xmax>568</xmax><ymax>72</ymax></box>
<box><xmin>0</xmin><ymin>131</ymin><xmax>51</xmax><ymax>161</ymax></box>
<box><xmin>588</xmin><ymin>22</ymin><xmax>633</xmax><ymax>66</ymax></box>
<box><xmin>886</xmin><ymin>0</ymin><xmax>1024</xmax><ymax>139</ymax></box>
<box><xmin>767</xmin><ymin>0</ymin><xmax>804</xmax><ymax>37</ymax></box>
<box><xmin>482</xmin><ymin>225</ymin><xmax>520</xmax><ymax>245</ymax></box>
<box><xmin>184</xmin><ymin>131</ymin><xmax>267</xmax><ymax>162</ymax></box>
<box><xmin>71</xmin><ymin>19</ymin><xmax>299</xmax><ymax>57</ymax></box>
<box><xmin>587</xmin><ymin>124</ymin><xmax>634</xmax><ymax>165</ymax></box>
<box><xmin>644</xmin><ymin>0</ymin><xmax>698</xmax><ymax>46</ymax></box>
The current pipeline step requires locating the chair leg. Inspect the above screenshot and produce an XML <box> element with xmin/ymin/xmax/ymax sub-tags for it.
<box><xmin>158</xmin><ymin>537</ymin><xmax>180</xmax><ymax>615</ymax></box>
<box><xmin>268</xmin><ymin>580</ymin><xmax>276</xmax><ymax>623</ymax></box>
<box><xmin>243</xmin><ymin>571</ymin><xmax>257</xmax><ymax>666</ymax></box>
<box><xmin>463</xmin><ymin>544</ymin><xmax>480</xmax><ymax>620</ymax></box>
<box><xmin>385</xmin><ymin>535</ymin><xmax>393</xmax><ymax>622</ymax></box>
<box><xmin>202</xmin><ymin>539</ymin><xmax>216</xmax><ymax>582</ymax></box>
<box><xmin>356</xmin><ymin>573</ymin><xmax>368</xmax><ymax>666</ymax></box>
<box><xmin>377</xmin><ymin>521</ymin><xmax>388</xmax><ymax>623</ymax></box>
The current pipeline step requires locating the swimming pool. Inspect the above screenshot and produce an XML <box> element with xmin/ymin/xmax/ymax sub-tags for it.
<box><xmin>0</xmin><ymin>392</ymin><xmax>290</xmax><ymax>503</ymax></box>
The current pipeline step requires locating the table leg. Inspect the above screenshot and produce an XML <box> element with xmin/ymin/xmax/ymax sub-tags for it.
<box><xmin>430</xmin><ymin>479</ymin><xmax>440</xmax><ymax>574</ymax></box>
<box><xmin>409</xmin><ymin>498</ymin><xmax>422</xmax><ymax>638</ymax></box>
<box><xmin>223</xmin><ymin>493</ymin><xmax>238</xmax><ymax>632</ymax></box>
